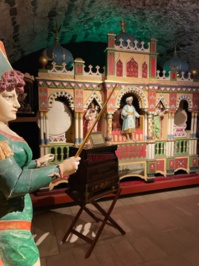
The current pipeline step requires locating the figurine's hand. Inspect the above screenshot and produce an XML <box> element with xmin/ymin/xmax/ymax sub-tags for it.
<box><xmin>58</xmin><ymin>156</ymin><xmax>81</xmax><ymax>176</ymax></box>
<box><xmin>36</xmin><ymin>154</ymin><xmax>54</xmax><ymax>167</ymax></box>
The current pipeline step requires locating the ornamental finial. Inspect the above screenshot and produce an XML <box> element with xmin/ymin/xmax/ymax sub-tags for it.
<box><xmin>119</xmin><ymin>19</ymin><xmax>127</xmax><ymax>33</ymax></box>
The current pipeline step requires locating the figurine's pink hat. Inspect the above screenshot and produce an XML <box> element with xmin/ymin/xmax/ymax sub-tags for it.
<box><xmin>0</xmin><ymin>41</ymin><xmax>13</xmax><ymax>79</ymax></box>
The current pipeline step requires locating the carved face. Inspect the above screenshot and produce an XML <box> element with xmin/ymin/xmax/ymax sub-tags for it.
<box><xmin>90</xmin><ymin>102</ymin><xmax>95</xmax><ymax>110</ymax></box>
<box><xmin>0</xmin><ymin>89</ymin><xmax>20</xmax><ymax>123</ymax></box>
<box><xmin>127</xmin><ymin>99</ymin><xmax>133</xmax><ymax>105</ymax></box>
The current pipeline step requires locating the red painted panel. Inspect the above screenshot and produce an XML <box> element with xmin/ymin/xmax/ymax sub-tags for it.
<box><xmin>172</xmin><ymin>72</ymin><xmax>176</xmax><ymax>79</ymax></box>
<box><xmin>77</xmin><ymin>64</ymin><xmax>82</xmax><ymax>74</ymax></box>
<box><xmin>169</xmin><ymin>159</ymin><xmax>175</xmax><ymax>169</ymax></box>
<box><xmin>192</xmin><ymin>157</ymin><xmax>198</xmax><ymax>167</ymax></box>
<box><xmin>151</xmin><ymin>57</ymin><xmax>156</xmax><ymax>77</ymax></box>
<box><xmin>116</xmin><ymin>60</ymin><xmax>123</xmax><ymax>76</ymax></box>
<box><xmin>150</xmin><ymin>162</ymin><xmax>156</xmax><ymax>172</ymax></box>
<box><xmin>126</xmin><ymin>58</ymin><xmax>138</xmax><ymax>77</ymax></box>
<box><xmin>108</xmin><ymin>52</ymin><xmax>115</xmax><ymax>75</ymax></box>
<box><xmin>39</xmin><ymin>87</ymin><xmax>48</xmax><ymax>111</ymax></box>
<box><xmin>109</xmin><ymin>37</ymin><xmax>115</xmax><ymax>47</ymax></box>
<box><xmin>142</xmin><ymin>62</ymin><xmax>148</xmax><ymax>78</ymax></box>
<box><xmin>156</xmin><ymin>160</ymin><xmax>165</xmax><ymax>172</ymax></box>
<box><xmin>175</xmin><ymin>158</ymin><xmax>188</xmax><ymax>169</ymax></box>
<box><xmin>116</xmin><ymin>144</ymin><xmax>146</xmax><ymax>160</ymax></box>
<box><xmin>151</xmin><ymin>43</ymin><xmax>156</xmax><ymax>52</ymax></box>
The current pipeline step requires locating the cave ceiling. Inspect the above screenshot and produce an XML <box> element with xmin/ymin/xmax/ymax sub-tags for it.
<box><xmin>0</xmin><ymin>0</ymin><xmax>199</xmax><ymax>72</ymax></box>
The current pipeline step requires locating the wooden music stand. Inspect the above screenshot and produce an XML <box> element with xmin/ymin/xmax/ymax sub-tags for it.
<box><xmin>61</xmin><ymin>186</ymin><xmax>125</xmax><ymax>258</ymax></box>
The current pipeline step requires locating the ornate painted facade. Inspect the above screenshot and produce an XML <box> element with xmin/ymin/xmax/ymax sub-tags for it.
<box><xmin>37</xmin><ymin>29</ymin><xmax>199</xmax><ymax>182</ymax></box>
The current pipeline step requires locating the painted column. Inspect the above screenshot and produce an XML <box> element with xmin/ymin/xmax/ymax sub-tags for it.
<box><xmin>107</xmin><ymin>113</ymin><xmax>113</xmax><ymax>137</ymax></box>
<box><xmin>190</xmin><ymin>112</ymin><xmax>194</xmax><ymax>138</ymax></box>
<box><xmin>146</xmin><ymin>112</ymin><xmax>155</xmax><ymax>160</ymax></box>
<box><xmin>189</xmin><ymin>112</ymin><xmax>194</xmax><ymax>155</ymax></box>
<box><xmin>149</xmin><ymin>142</ymin><xmax>155</xmax><ymax>160</ymax></box>
<box><xmin>193</xmin><ymin>139</ymin><xmax>197</xmax><ymax>154</ymax></box>
<box><xmin>75</xmin><ymin>112</ymin><xmax>79</xmax><ymax>144</ymax></box>
<box><xmin>168</xmin><ymin>113</ymin><xmax>171</xmax><ymax>137</ymax></box>
<box><xmin>170</xmin><ymin>114</ymin><xmax>173</xmax><ymax>157</ymax></box>
<box><xmin>44</xmin><ymin>112</ymin><xmax>49</xmax><ymax>144</ymax></box>
<box><xmin>170</xmin><ymin>113</ymin><xmax>175</xmax><ymax>157</ymax></box>
<box><xmin>43</xmin><ymin>112</ymin><xmax>50</xmax><ymax>155</ymax></box>
<box><xmin>79</xmin><ymin>112</ymin><xmax>83</xmax><ymax>143</ymax></box>
<box><xmin>166</xmin><ymin>141</ymin><xmax>170</xmax><ymax>157</ymax></box>
<box><xmin>190</xmin><ymin>112</ymin><xmax>198</xmax><ymax>154</ymax></box>
<box><xmin>167</xmin><ymin>112</ymin><xmax>174</xmax><ymax>139</ymax></box>
<box><xmin>144</xmin><ymin>113</ymin><xmax>148</xmax><ymax>140</ymax></box>
<box><xmin>167</xmin><ymin>112</ymin><xmax>171</xmax><ymax>157</ymax></box>
<box><xmin>102</xmin><ymin>112</ymin><xmax>108</xmax><ymax>137</ymax></box>
<box><xmin>189</xmin><ymin>140</ymin><xmax>193</xmax><ymax>155</ymax></box>
<box><xmin>39</xmin><ymin>112</ymin><xmax>45</xmax><ymax>156</ymax></box>
<box><xmin>147</xmin><ymin>113</ymin><xmax>153</xmax><ymax>140</ymax></box>
<box><xmin>106</xmin><ymin>32</ymin><xmax>116</xmax><ymax>77</ymax></box>
<box><xmin>40</xmin><ymin>112</ymin><xmax>44</xmax><ymax>144</ymax></box>
<box><xmin>171</xmin><ymin>113</ymin><xmax>175</xmax><ymax>137</ymax></box>
<box><xmin>193</xmin><ymin>112</ymin><xmax>198</xmax><ymax>137</ymax></box>
<box><xmin>149</xmin><ymin>37</ymin><xmax>158</xmax><ymax>78</ymax></box>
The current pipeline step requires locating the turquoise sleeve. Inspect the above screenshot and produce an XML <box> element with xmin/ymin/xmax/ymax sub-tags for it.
<box><xmin>0</xmin><ymin>157</ymin><xmax>59</xmax><ymax>199</ymax></box>
<box><xmin>25</xmin><ymin>160</ymin><xmax>37</xmax><ymax>169</ymax></box>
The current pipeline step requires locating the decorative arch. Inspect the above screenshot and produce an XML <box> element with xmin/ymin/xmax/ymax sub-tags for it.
<box><xmin>116</xmin><ymin>87</ymin><xmax>148</xmax><ymax>110</ymax></box>
<box><xmin>176</xmin><ymin>95</ymin><xmax>193</xmax><ymax>110</ymax></box>
<box><xmin>126</xmin><ymin>58</ymin><xmax>138</xmax><ymax>77</ymax></box>
<box><xmin>156</xmin><ymin>95</ymin><xmax>169</xmax><ymax>110</ymax></box>
<box><xmin>48</xmin><ymin>91</ymin><xmax>74</xmax><ymax>110</ymax></box>
<box><xmin>84</xmin><ymin>91</ymin><xmax>103</xmax><ymax>110</ymax></box>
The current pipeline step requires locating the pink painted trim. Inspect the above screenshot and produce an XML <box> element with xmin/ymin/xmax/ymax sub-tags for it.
<box><xmin>0</xmin><ymin>129</ymin><xmax>26</xmax><ymax>142</ymax></box>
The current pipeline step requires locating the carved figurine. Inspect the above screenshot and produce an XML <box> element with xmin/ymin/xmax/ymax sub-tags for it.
<box><xmin>0</xmin><ymin>41</ymin><xmax>80</xmax><ymax>266</ymax></box>
<box><xmin>152</xmin><ymin>102</ymin><xmax>166</xmax><ymax>139</ymax></box>
<box><xmin>121</xmin><ymin>96</ymin><xmax>140</xmax><ymax>141</ymax></box>
<box><xmin>84</xmin><ymin>102</ymin><xmax>99</xmax><ymax>135</ymax></box>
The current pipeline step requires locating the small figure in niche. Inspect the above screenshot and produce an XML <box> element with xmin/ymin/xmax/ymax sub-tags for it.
<box><xmin>121</xmin><ymin>96</ymin><xmax>140</xmax><ymax>141</ymax></box>
<box><xmin>152</xmin><ymin>102</ymin><xmax>166</xmax><ymax>139</ymax></box>
<box><xmin>84</xmin><ymin>102</ymin><xmax>99</xmax><ymax>135</ymax></box>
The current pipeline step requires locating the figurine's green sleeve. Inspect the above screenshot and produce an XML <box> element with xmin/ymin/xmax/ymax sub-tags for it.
<box><xmin>0</xmin><ymin>156</ymin><xmax>58</xmax><ymax>199</ymax></box>
<box><xmin>25</xmin><ymin>160</ymin><xmax>37</xmax><ymax>169</ymax></box>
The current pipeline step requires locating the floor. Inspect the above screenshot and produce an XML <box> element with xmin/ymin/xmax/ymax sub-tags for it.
<box><xmin>32</xmin><ymin>186</ymin><xmax>199</xmax><ymax>266</ymax></box>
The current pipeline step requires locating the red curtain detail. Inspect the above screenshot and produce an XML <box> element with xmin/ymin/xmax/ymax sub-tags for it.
<box><xmin>126</xmin><ymin>58</ymin><xmax>138</xmax><ymax>77</ymax></box>
<box><xmin>116</xmin><ymin>60</ymin><xmax>123</xmax><ymax>76</ymax></box>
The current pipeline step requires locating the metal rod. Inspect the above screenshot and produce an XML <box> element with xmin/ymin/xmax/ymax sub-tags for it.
<box><xmin>75</xmin><ymin>83</ymin><xmax>117</xmax><ymax>157</ymax></box>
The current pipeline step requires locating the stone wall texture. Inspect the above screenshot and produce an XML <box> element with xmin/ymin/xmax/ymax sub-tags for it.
<box><xmin>0</xmin><ymin>0</ymin><xmax>199</xmax><ymax>70</ymax></box>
